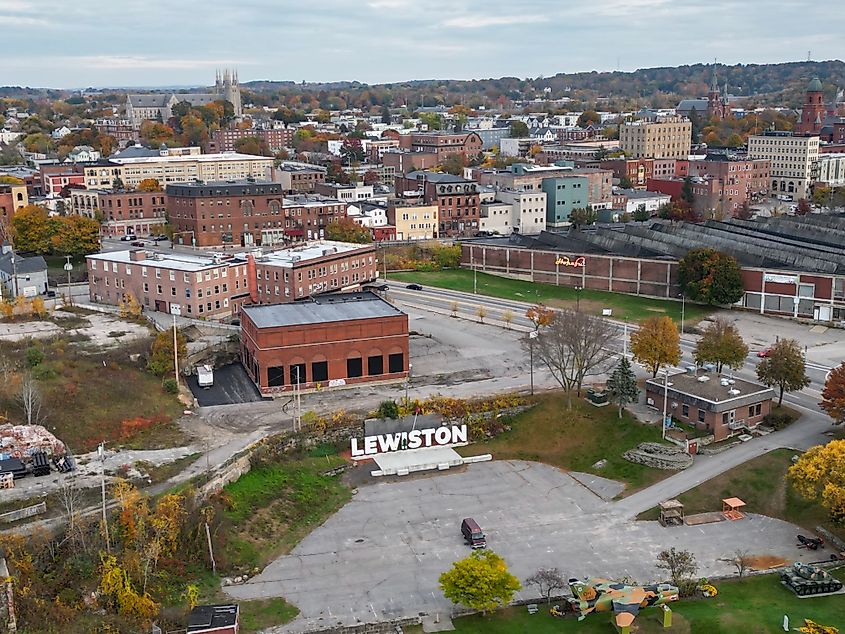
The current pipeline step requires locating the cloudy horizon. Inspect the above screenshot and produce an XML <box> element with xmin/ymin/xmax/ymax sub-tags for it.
<box><xmin>1</xmin><ymin>0</ymin><xmax>843</xmax><ymax>89</ymax></box>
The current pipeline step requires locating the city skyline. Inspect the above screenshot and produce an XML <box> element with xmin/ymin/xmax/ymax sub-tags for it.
<box><xmin>1</xmin><ymin>0</ymin><xmax>844</xmax><ymax>88</ymax></box>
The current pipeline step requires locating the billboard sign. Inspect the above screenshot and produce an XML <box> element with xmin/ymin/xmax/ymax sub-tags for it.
<box><xmin>351</xmin><ymin>424</ymin><xmax>467</xmax><ymax>458</ymax></box>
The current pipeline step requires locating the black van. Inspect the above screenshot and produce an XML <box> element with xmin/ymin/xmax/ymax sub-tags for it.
<box><xmin>461</xmin><ymin>518</ymin><xmax>486</xmax><ymax>549</ymax></box>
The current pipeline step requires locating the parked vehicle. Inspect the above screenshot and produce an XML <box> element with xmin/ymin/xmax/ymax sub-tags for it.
<box><xmin>460</xmin><ymin>517</ymin><xmax>486</xmax><ymax>549</ymax></box>
<box><xmin>365</xmin><ymin>284</ymin><xmax>389</xmax><ymax>292</ymax></box>
<box><xmin>197</xmin><ymin>365</ymin><xmax>214</xmax><ymax>388</ymax></box>
<box><xmin>131</xmin><ymin>240</ymin><xmax>146</xmax><ymax>247</ymax></box>
<box><xmin>406</xmin><ymin>283</ymin><xmax>423</xmax><ymax>291</ymax></box>
<box><xmin>151</xmin><ymin>235</ymin><xmax>168</xmax><ymax>242</ymax></box>
<box><xmin>797</xmin><ymin>534</ymin><xmax>824</xmax><ymax>550</ymax></box>
<box><xmin>756</xmin><ymin>347</ymin><xmax>773</xmax><ymax>358</ymax></box>
<box><xmin>120</xmin><ymin>234</ymin><xmax>136</xmax><ymax>241</ymax></box>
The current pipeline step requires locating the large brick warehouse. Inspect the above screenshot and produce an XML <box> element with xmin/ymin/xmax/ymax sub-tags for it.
<box><xmin>240</xmin><ymin>291</ymin><xmax>409</xmax><ymax>394</ymax></box>
<box><xmin>463</xmin><ymin>215</ymin><xmax>845</xmax><ymax>323</ymax></box>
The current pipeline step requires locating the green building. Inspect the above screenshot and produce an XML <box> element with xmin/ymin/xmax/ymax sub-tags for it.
<box><xmin>541</xmin><ymin>176</ymin><xmax>589</xmax><ymax>228</ymax></box>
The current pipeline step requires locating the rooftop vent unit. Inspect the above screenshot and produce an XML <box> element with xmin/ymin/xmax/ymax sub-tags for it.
<box><xmin>697</xmin><ymin>376</ymin><xmax>710</xmax><ymax>383</ymax></box>
<box><xmin>728</xmin><ymin>389</ymin><xmax>741</xmax><ymax>396</ymax></box>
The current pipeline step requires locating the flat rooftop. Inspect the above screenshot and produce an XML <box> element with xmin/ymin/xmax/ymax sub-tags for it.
<box><xmin>242</xmin><ymin>291</ymin><xmax>405</xmax><ymax>328</ymax></box>
<box><xmin>254</xmin><ymin>241</ymin><xmax>372</xmax><ymax>267</ymax></box>
<box><xmin>646</xmin><ymin>371</ymin><xmax>773</xmax><ymax>404</ymax></box>
<box><xmin>109</xmin><ymin>151</ymin><xmax>272</xmax><ymax>165</ymax></box>
<box><xmin>87</xmin><ymin>250</ymin><xmax>246</xmax><ymax>272</ymax></box>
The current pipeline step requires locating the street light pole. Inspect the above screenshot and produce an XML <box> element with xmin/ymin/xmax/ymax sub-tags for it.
<box><xmin>662</xmin><ymin>368</ymin><xmax>669</xmax><ymax>440</ymax></box>
<box><xmin>680</xmin><ymin>293</ymin><xmax>686</xmax><ymax>335</ymax></box>
<box><xmin>575</xmin><ymin>286</ymin><xmax>582</xmax><ymax>312</ymax></box>
<box><xmin>405</xmin><ymin>363</ymin><xmax>412</xmax><ymax>402</ymax></box>
<box><xmin>529</xmin><ymin>330</ymin><xmax>538</xmax><ymax>395</ymax></box>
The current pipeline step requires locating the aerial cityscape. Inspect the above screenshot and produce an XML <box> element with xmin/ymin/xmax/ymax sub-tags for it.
<box><xmin>1</xmin><ymin>2</ymin><xmax>845</xmax><ymax>633</ymax></box>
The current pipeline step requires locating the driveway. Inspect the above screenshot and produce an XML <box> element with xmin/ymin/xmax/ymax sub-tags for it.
<box><xmin>225</xmin><ymin>460</ymin><xmax>818</xmax><ymax>632</ymax></box>
<box><xmin>186</xmin><ymin>362</ymin><xmax>267</xmax><ymax>407</ymax></box>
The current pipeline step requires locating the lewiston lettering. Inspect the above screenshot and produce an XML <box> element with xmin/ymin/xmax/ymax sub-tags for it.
<box><xmin>350</xmin><ymin>425</ymin><xmax>468</xmax><ymax>457</ymax></box>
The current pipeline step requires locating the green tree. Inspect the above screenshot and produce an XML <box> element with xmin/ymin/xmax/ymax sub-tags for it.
<box><xmin>419</xmin><ymin>112</ymin><xmax>442</xmax><ymax>130</ymax></box>
<box><xmin>324</xmin><ymin>218</ymin><xmax>373</xmax><ymax>244</ymax></box>
<box><xmin>678</xmin><ymin>248</ymin><xmax>743</xmax><ymax>305</ymax></box>
<box><xmin>632</xmin><ymin>205</ymin><xmax>650</xmax><ymax>222</ymax></box>
<box><xmin>681</xmin><ymin>176</ymin><xmax>695</xmax><ymax>205</ymax></box>
<box><xmin>577</xmin><ymin>110</ymin><xmax>601</xmax><ymax>127</ymax></box>
<box><xmin>812</xmin><ymin>186</ymin><xmax>831</xmax><ymax>208</ymax></box>
<box><xmin>51</xmin><ymin>216</ymin><xmax>101</xmax><ymax>256</ymax></box>
<box><xmin>11</xmin><ymin>205</ymin><xmax>57</xmax><ymax>254</ymax></box>
<box><xmin>439</xmin><ymin>550</ymin><xmax>521</xmax><ymax>614</ymax></box>
<box><xmin>440</xmin><ymin>153</ymin><xmax>468</xmax><ymax>176</ymax></box>
<box><xmin>147</xmin><ymin>328</ymin><xmax>187</xmax><ymax>377</ymax></box>
<box><xmin>381</xmin><ymin>105</ymin><xmax>391</xmax><ymax>124</ymax></box>
<box><xmin>618</xmin><ymin>175</ymin><xmax>633</xmax><ymax>189</ymax></box>
<box><xmin>569</xmin><ymin>207</ymin><xmax>597</xmax><ymax>227</ymax></box>
<box><xmin>693</xmin><ymin>317</ymin><xmax>749</xmax><ymax>372</ymax></box>
<box><xmin>755</xmin><ymin>338</ymin><xmax>809</xmax><ymax>405</ymax></box>
<box><xmin>630</xmin><ymin>315</ymin><xmax>681</xmax><ymax>377</ymax></box>
<box><xmin>606</xmin><ymin>357</ymin><xmax>639</xmax><ymax>418</ymax></box>
<box><xmin>509</xmin><ymin>121</ymin><xmax>529</xmax><ymax>137</ymax></box>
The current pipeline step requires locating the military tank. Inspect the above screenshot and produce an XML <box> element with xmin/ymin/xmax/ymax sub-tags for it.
<box><xmin>780</xmin><ymin>562</ymin><xmax>843</xmax><ymax>596</ymax></box>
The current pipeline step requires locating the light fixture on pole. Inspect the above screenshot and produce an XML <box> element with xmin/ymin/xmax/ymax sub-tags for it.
<box><xmin>529</xmin><ymin>330</ymin><xmax>538</xmax><ymax>395</ymax></box>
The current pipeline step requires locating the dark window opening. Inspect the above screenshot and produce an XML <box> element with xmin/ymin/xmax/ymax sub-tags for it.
<box><xmin>290</xmin><ymin>363</ymin><xmax>306</xmax><ymax>384</ymax></box>
<box><xmin>268</xmin><ymin>366</ymin><xmax>285</xmax><ymax>387</ymax></box>
<box><xmin>312</xmin><ymin>360</ymin><xmax>328</xmax><ymax>382</ymax></box>
<box><xmin>368</xmin><ymin>355</ymin><xmax>384</xmax><ymax>376</ymax></box>
<box><xmin>388</xmin><ymin>353</ymin><xmax>404</xmax><ymax>374</ymax></box>
<box><xmin>347</xmin><ymin>357</ymin><xmax>363</xmax><ymax>378</ymax></box>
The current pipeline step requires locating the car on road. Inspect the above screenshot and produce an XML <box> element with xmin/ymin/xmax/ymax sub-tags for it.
<box><xmin>406</xmin><ymin>283</ymin><xmax>423</xmax><ymax>291</ymax></box>
<box><xmin>150</xmin><ymin>235</ymin><xmax>168</xmax><ymax>242</ymax></box>
<box><xmin>130</xmin><ymin>240</ymin><xmax>146</xmax><ymax>247</ymax></box>
<box><xmin>120</xmin><ymin>235</ymin><xmax>136</xmax><ymax>242</ymax></box>
<box><xmin>364</xmin><ymin>283</ymin><xmax>389</xmax><ymax>292</ymax></box>
<box><xmin>757</xmin><ymin>347</ymin><xmax>773</xmax><ymax>358</ymax></box>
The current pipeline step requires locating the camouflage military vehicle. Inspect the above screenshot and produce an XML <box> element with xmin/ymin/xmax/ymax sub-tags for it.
<box><xmin>780</xmin><ymin>562</ymin><xmax>843</xmax><ymax>596</ymax></box>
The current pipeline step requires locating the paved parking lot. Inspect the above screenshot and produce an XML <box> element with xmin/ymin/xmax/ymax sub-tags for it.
<box><xmin>226</xmin><ymin>460</ymin><xmax>816</xmax><ymax>632</ymax></box>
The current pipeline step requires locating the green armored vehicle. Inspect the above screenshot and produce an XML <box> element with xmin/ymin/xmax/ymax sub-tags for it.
<box><xmin>780</xmin><ymin>562</ymin><xmax>843</xmax><ymax>596</ymax></box>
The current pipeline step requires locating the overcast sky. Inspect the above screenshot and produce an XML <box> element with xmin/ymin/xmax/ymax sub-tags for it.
<box><xmin>2</xmin><ymin>0</ymin><xmax>843</xmax><ymax>88</ymax></box>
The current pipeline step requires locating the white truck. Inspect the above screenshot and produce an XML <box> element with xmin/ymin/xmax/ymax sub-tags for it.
<box><xmin>197</xmin><ymin>365</ymin><xmax>214</xmax><ymax>388</ymax></box>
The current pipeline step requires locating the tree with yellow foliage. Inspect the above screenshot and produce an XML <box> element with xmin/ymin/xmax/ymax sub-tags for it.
<box><xmin>788</xmin><ymin>440</ymin><xmax>845</xmax><ymax>526</ymax></box>
<box><xmin>118</xmin><ymin>292</ymin><xmax>142</xmax><ymax>319</ymax></box>
<box><xmin>630</xmin><ymin>316</ymin><xmax>681</xmax><ymax>377</ymax></box>
<box><xmin>135</xmin><ymin>178</ymin><xmax>162</xmax><ymax>192</ymax></box>
<box><xmin>99</xmin><ymin>554</ymin><xmax>158</xmax><ymax>619</ymax></box>
<box><xmin>29</xmin><ymin>296</ymin><xmax>48</xmax><ymax>318</ymax></box>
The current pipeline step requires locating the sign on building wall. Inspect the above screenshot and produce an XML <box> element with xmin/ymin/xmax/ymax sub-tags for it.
<box><xmin>350</xmin><ymin>424</ymin><xmax>468</xmax><ymax>457</ymax></box>
<box><xmin>763</xmin><ymin>273</ymin><xmax>798</xmax><ymax>285</ymax></box>
<box><xmin>555</xmin><ymin>256</ymin><xmax>586</xmax><ymax>268</ymax></box>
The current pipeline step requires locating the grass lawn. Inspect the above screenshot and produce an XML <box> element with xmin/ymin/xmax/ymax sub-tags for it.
<box><xmin>389</xmin><ymin>269</ymin><xmax>713</xmax><ymax>325</ymax></box>
<box><xmin>435</xmin><ymin>571</ymin><xmax>845</xmax><ymax>633</ymax></box>
<box><xmin>217</xmin><ymin>454</ymin><xmax>352</xmax><ymax>572</ymax></box>
<box><xmin>239</xmin><ymin>597</ymin><xmax>300</xmax><ymax>633</ymax></box>
<box><xmin>0</xmin><ymin>335</ymin><xmax>186</xmax><ymax>452</ymax></box>
<box><xmin>636</xmin><ymin>448</ymin><xmax>845</xmax><ymax>542</ymax></box>
<box><xmin>456</xmin><ymin>393</ymin><xmax>666</xmax><ymax>493</ymax></box>
<box><xmin>45</xmin><ymin>253</ymin><xmax>88</xmax><ymax>284</ymax></box>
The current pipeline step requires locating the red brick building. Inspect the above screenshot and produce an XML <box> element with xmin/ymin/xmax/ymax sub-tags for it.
<box><xmin>86</xmin><ymin>250</ymin><xmax>251</xmax><ymax>318</ymax></box>
<box><xmin>208</xmin><ymin>127</ymin><xmax>294</xmax><ymax>153</ymax></box>
<box><xmin>167</xmin><ymin>181</ymin><xmax>346</xmax><ymax>246</ymax></box>
<box><xmin>645</xmin><ymin>371</ymin><xmax>773</xmax><ymax>441</ymax></box>
<box><xmin>600</xmin><ymin>158</ymin><xmax>654</xmax><ymax>188</ymax></box>
<box><xmin>688</xmin><ymin>156</ymin><xmax>770</xmax><ymax>213</ymax></box>
<box><xmin>383</xmin><ymin>150</ymin><xmax>439</xmax><ymax>176</ymax></box>
<box><xmin>394</xmin><ymin>171</ymin><xmax>479</xmax><ymax>237</ymax></box>
<box><xmin>249</xmin><ymin>241</ymin><xmax>377</xmax><ymax>303</ymax></box>
<box><xmin>646</xmin><ymin>176</ymin><xmax>722</xmax><ymax>217</ymax></box>
<box><xmin>407</xmin><ymin>132</ymin><xmax>483</xmax><ymax>162</ymax></box>
<box><xmin>797</xmin><ymin>78</ymin><xmax>826</xmax><ymax>136</ymax></box>
<box><xmin>272</xmin><ymin>164</ymin><xmax>326</xmax><ymax>193</ymax></box>
<box><xmin>69</xmin><ymin>189</ymin><xmax>167</xmax><ymax>237</ymax></box>
<box><xmin>39</xmin><ymin>165</ymin><xmax>85</xmax><ymax>197</ymax></box>
<box><xmin>240</xmin><ymin>291</ymin><xmax>409</xmax><ymax>394</ymax></box>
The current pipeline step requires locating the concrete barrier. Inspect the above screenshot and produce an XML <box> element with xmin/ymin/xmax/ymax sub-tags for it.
<box><xmin>0</xmin><ymin>501</ymin><xmax>47</xmax><ymax>523</ymax></box>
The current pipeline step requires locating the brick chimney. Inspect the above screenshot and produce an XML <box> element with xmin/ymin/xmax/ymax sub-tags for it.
<box><xmin>129</xmin><ymin>250</ymin><xmax>146</xmax><ymax>262</ymax></box>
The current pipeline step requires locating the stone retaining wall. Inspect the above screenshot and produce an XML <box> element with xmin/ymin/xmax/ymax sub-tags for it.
<box><xmin>302</xmin><ymin>616</ymin><xmax>421</xmax><ymax>634</ymax></box>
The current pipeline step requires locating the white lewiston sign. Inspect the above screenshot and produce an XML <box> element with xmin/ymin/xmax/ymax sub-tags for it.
<box><xmin>350</xmin><ymin>424</ymin><xmax>468</xmax><ymax>457</ymax></box>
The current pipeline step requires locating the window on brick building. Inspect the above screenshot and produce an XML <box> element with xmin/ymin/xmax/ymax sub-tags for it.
<box><xmin>290</xmin><ymin>363</ymin><xmax>306</xmax><ymax>384</ymax></box>
<box><xmin>367</xmin><ymin>355</ymin><xmax>384</xmax><ymax>376</ymax></box>
<box><xmin>268</xmin><ymin>366</ymin><xmax>285</xmax><ymax>387</ymax></box>
<box><xmin>698</xmin><ymin>409</ymin><xmax>705</xmax><ymax>423</ymax></box>
<box><xmin>346</xmin><ymin>357</ymin><xmax>363</xmax><ymax>378</ymax></box>
<box><xmin>388</xmin><ymin>353</ymin><xmax>404</xmax><ymax>374</ymax></box>
<box><xmin>312</xmin><ymin>361</ymin><xmax>328</xmax><ymax>382</ymax></box>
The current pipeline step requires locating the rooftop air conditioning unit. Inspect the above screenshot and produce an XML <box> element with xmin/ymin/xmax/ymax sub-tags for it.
<box><xmin>728</xmin><ymin>389</ymin><xmax>741</xmax><ymax>396</ymax></box>
<box><xmin>697</xmin><ymin>376</ymin><xmax>710</xmax><ymax>382</ymax></box>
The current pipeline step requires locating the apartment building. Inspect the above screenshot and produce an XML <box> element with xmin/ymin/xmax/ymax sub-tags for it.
<box><xmin>70</xmin><ymin>189</ymin><xmax>167</xmax><ymax>237</ymax></box>
<box><xmin>747</xmin><ymin>131</ymin><xmax>820</xmax><ymax>200</ymax></box>
<box><xmin>386</xmin><ymin>200</ymin><xmax>439</xmax><ymax>240</ymax></box>
<box><xmin>496</xmin><ymin>189</ymin><xmax>547</xmax><ymax>235</ymax></box>
<box><xmin>405</xmin><ymin>131</ymin><xmax>483</xmax><ymax>161</ymax></box>
<box><xmin>688</xmin><ymin>155</ymin><xmax>771</xmax><ymax>212</ymax></box>
<box><xmin>84</xmin><ymin>152</ymin><xmax>274</xmax><ymax>189</ymax></box>
<box><xmin>314</xmin><ymin>182</ymin><xmax>374</xmax><ymax>202</ymax></box>
<box><xmin>86</xmin><ymin>250</ymin><xmax>251</xmax><ymax>319</ymax></box>
<box><xmin>619</xmin><ymin>116</ymin><xmax>692</xmax><ymax>159</ymax></box>
<box><xmin>250</xmin><ymin>241</ymin><xmax>377</xmax><ymax>304</ymax></box>
<box><xmin>208</xmin><ymin>127</ymin><xmax>294</xmax><ymax>153</ymax></box>
<box><xmin>272</xmin><ymin>163</ymin><xmax>326</xmax><ymax>193</ymax></box>
<box><xmin>167</xmin><ymin>181</ymin><xmax>346</xmax><ymax>247</ymax></box>
<box><xmin>394</xmin><ymin>171</ymin><xmax>479</xmax><ymax>238</ymax></box>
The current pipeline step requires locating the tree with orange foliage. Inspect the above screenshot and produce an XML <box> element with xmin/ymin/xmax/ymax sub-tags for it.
<box><xmin>135</xmin><ymin>178</ymin><xmax>162</xmax><ymax>192</ymax></box>
<box><xmin>820</xmin><ymin>361</ymin><xmax>845</xmax><ymax>425</ymax></box>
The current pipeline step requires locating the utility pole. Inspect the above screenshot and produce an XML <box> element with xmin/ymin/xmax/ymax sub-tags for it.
<box><xmin>622</xmin><ymin>319</ymin><xmax>628</xmax><ymax>359</ymax></box>
<box><xmin>172</xmin><ymin>313</ymin><xmax>179</xmax><ymax>385</ymax></box>
<box><xmin>63</xmin><ymin>255</ymin><xmax>73</xmax><ymax>305</ymax></box>
<box><xmin>99</xmin><ymin>442</ymin><xmax>111</xmax><ymax>553</ymax></box>
<box><xmin>661</xmin><ymin>368</ymin><xmax>669</xmax><ymax>440</ymax></box>
<box><xmin>679</xmin><ymin>293</ymin><xmax>686</xmax><ymax>335</ymax></box>
<box><xmin>293</xmin><ymin>366</ymin><xmax>302</xmax><ymax>432</ymax></box>
<box><xmin>404</xmin><ymin>363</ymin><xmax>412</xmax><ymax>402</ymax></box>
<box><xmin>529</xmin><ymin>330</ymin><xmax>538</xmax><ymax>395</ymax></box>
